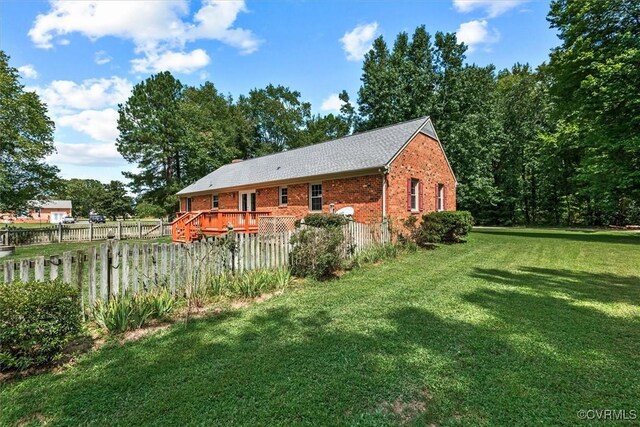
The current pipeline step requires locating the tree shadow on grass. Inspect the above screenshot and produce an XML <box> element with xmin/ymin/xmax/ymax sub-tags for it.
<box><xmin>2</xmin><ymin>284</ymin><xmax>639</xmax><ymax>426</ymax></box>
<box><xmin>473</xmin><ymin>228</ymin><xmax>640</xmax><ymax>246</ymax></box>
<box><xmin>471</xmin><ymin>267</ymin><xmax>640</xmax><ymax>306</ymax></box>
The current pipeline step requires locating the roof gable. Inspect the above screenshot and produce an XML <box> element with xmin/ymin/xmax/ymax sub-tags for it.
<box><xmin>178</xmin><ymin>116</ymin><xmax>433</xmax><ymax>195</ymax></box>
<box><xmin>31</xmin><ymin>200</ymin><xmax>72</xmax><ymax>209</ymax></box>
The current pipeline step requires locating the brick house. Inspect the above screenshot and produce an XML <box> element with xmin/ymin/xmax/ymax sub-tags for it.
<box><xmin>0</xmin><ymin>200</ymin><xmax>73</xmax><ymax>224</ymax></box>
<box><xmin>173</xmin><ymin>117</ymin><xmax>456</xmax><ymax>241</ymax></box>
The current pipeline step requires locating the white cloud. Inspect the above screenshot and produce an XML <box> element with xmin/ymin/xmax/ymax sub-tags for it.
<box><xmin>340</xmin><ymin>22</ymin><xmax>379</xmax><ymax>61</ymax></box>
<box><xmin>49</xmin><ymin>141</ymin><xmax>124</xmax><ymax>167</ymax></box>
<box><xmin>95</xmin><ymin>50</ymin><xmax>112</xmax><ymax>65</ymax></box>
<box><xmin>31</xmin><ymin>78</ymin><xmax>130</xmax><ymax>161</ymax></box>
<box><xmin>320</xmin><ymin>93</ymin><xmax>344</xmax><ymax>112</ymax></box>
<box><xmin>188</xmin><ymin>0</ymin><xmax>260</xmax><ymax>54</ymax></box>
<box><xmin>131</xmin><ymin>49</ymin><xmax>210</xmax><ymax>74</ymax></box>
<box><xmin>453</xmin><ymin>0</ymin><xmax>528</xmax><ymax>18</ymax></box>
<box><xmin>456</xmin><ymin>20</ymin><xmax>500</xmax><ymax>52</ymax></box>
<box><xmin>17</xmin><ymin>64</ymin><xmax>38</xmax><ymax>79</ymax></box>
<box><xmin>57</xmin><ymin>109</ymin><xmax>119</xmax><ymax>142</ymax></box>
<box><xmin>28</xmin><ymin>0</ymin><xmax>260</xmax><ymax>73</ymax></box>
<box><xmin>31</xmin><ymin>76</ymin><xmax>132</xmax><ymax>116</ymax></box>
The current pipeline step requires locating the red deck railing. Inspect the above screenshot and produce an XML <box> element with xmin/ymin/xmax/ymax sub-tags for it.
<box><xmin>171</xmin><ymin>210</ymin><xmax>271</xmax><ymax>243</ymax></box>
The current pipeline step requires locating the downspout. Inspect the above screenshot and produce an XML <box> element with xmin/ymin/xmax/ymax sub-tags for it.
<box><xmin>379</xmin><ymin>166</ymin><xmax>390</xmax><ymax>220</ymax></box>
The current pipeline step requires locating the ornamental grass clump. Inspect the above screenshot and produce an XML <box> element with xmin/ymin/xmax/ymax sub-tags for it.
<box><xmin>211</xmin><ymin>268</ymin><xmax>292</xmax><ymax>299</ymax></box>
<box><xmin>92</xmin><ymin>289</ymin><xmax>178</xmax><ymax>334</ymax></box>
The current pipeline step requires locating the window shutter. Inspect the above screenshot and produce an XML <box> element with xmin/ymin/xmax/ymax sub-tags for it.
<box><xmin>418</xmin><ymin>181</ymin><xmax>424</xmax><ymax>211</ymax></box>
<box><xmin>435</xmin><ymin>184</ymin><xmax>439</xmax><ymax>211</ymax></box>
<box><xmin>407</xmin><ymin>178</ymin><xmax>412</xmax><ymax>211</ymax></box>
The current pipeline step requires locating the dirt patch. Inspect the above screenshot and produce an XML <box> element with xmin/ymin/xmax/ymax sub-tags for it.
<box><xmin>121</xmin><ymin>322</ymin><xmax>172</xmax><ymax>343</ymax></box>
<box><xmin>17</xmin><ymin>412</ymin><xmax>49</xmax><ymax>426</ymax></box>
<box><xmin>379</xmin><ymin>388</ymin><xmax>433</xmax><ymax>424</ymax></box>
<box><xmin>230</xmin><ymin>289</ymin><xmax>283</xmax><ymax>309</ymax></box>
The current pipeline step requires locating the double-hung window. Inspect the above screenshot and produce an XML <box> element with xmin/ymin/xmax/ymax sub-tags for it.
<box><xmin>410</xmin><ymin>179</ymin><xmax>420</xmax><ymax>211</ymax></box>
<box><xmin>212</xmin><ymin>194</ymin><xmax>219</xmax><ymax>209</ymax></box>
<box><xmin>309</xmin><ymin>183</ymin><xmax>322</xmax><ymax>211</ymax></box>
<box><xmin>279</xmin><ymin>187</ymin><xmax>288</xmax><ymax>205</ymax></box>
<box><xmin>437</xmin><ymin>184</ymin><xmax>445</xmax><ymax>211</ymax></box>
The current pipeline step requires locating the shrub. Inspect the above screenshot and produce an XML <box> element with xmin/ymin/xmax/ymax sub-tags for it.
<box><xmin>412</xmin><ymin>211</ymin><xmax>474</xmax><ymax>247</ymax></box>
<box><xmin>93</xmin><ymin>290</ymin><xmax>178</xmax><ymax>334</ymax></box>
<box><xmin>0</xmin><ymin>280</ymin><xmax>82</xmax><ymax>371</ymax></box>
<box><xmin>290</xmin><ymin>227</ymin><xmax>345</xmax><ymax>279</ymax></box>
<box><xmin>296</xmin><ymin>213</ymin><xmax>348</xmax><ymax>229</ymax></box>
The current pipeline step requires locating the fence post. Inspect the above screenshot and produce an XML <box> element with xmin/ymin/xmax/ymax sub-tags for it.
<box><xmin>107</xmin><ymin>241</ymin><xmax>113</xmax><ymax>297</ymax></box>
<box><xmin>76</xmin><ymin>250</ymin><xmax>85</xmax><ymax>321</ymax></box>
<box><xmin>58</xmin><ymin>222</ymin><xmax>63</xmax><ymax>243</ymax></box>
<box><xmin>138</xmin><ymin>221</ymin><xmax>142</xmax><ymax>239</ymax></box>
<box><xmin>159</xmin><ymin>218</ymin><xmax>164</xmax><ymax>236</ymax></box>
<box><xmin>89</xmin><ymin>222</ymin><xmax>93</xmax><ymax>241</ymax></box>
<box><xmin>117</xmin><ymin>221</ymin><xmax>122</xmax><ymax>240</ymax></box>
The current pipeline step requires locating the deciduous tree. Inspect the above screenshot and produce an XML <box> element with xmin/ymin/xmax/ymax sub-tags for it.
<box><xmin>0</xmin><ymin>51</ymin><xmax>60</xmax><ymax>212</ymax></box>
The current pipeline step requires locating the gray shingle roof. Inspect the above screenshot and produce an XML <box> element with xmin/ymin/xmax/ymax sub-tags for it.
<box><xmin>177</xmin><ymin>116</ymin><xmax>434</xmax><ymax>195</ymax></box>
<box><xmin>32</xmin><ymin>200</ymin><xmax>72</xmax><ymax>209</ymax></box>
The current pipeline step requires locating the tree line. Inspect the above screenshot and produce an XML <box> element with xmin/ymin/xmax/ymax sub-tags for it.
<box><xmin>2</xmin><ymin>0</ymin><xmax>638</xmax><ymax>225</ymax></box>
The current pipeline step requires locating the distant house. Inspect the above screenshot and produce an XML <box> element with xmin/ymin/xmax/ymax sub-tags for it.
<box><xmin>173</xmin><ymin>117</ymin><xmax>456</xmax><ymax>241</ymax></box>
<box><xmin>32</xmin><ymin>200</ymin><xmax>73</xmax><ymax>223</ymax></box>
<box><xmin>0</xmin><ymin>200</ymin><xmax>73</xmax><ymax>224</ymax></box>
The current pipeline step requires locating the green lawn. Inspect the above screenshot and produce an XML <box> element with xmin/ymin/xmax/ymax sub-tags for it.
<box><xmin>1</xmin><ymin>228</ymin><xmax>639</xmax><ymax>426</ymax></box>
<box><xmin>2</xmin><ymin>237</ymin><xmax>172</xmax><ymax>261</ymax></box>
<box><xmin>3</xmin><ymin>220</ymin><xmax>163</xmax><ymax>228</ymax></box>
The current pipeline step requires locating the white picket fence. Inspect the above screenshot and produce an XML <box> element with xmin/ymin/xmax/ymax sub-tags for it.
<box><xmin>0</xmin><ymin>220</ymin><xmax>171</xmax><ymax>246</ymax></box>
<box><xmin>0</xmin><ymin>221</ymin><xmax>391</xmax><ymax>316</ymax></box>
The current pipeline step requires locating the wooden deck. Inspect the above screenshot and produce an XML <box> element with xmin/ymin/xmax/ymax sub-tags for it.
<box><xmin>171</xmin><ymin>210</ymin><xmax>271</xmax><ymax>243</ymax></box>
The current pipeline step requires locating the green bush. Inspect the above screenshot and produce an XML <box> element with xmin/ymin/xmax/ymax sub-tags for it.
<box><xmin>0</xmin><ymin>280</ymin><xmax>82</xmax><ymax>371</ymax></box>
<box><xmin>93</xmin><ymin>289</ymin><xmax>178</xmax><ymax>334</ymax></box>
<box><xmin>290</xmin><ymin>227</ymin><xmax>345</xmax><ymax>279</ymax></box>
<box><xmin>412</xmin><ymin>211</ymin><xmax>474</xmax><ymax>246</ymax></box>
<box><xmin>211</xmin><ymin>268</ymin><xmax>292</xmax><ymax>298</ymax></box>
<box><xmin>296</xmin><ymin>213</ymin><xmax>348</xmax><ymax>229</ymax></box>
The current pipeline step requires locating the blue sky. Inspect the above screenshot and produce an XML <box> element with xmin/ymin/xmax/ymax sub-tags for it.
<box><xmin>0</xmin><ymin>0</ymin><xmax>557</xmax><ymax>184</ymax></box>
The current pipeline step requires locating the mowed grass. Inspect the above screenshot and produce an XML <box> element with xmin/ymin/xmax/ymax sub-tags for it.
<box><xmin>2</xmin><ymin>237</ymin><xmax>172</xmax><ymax>261</ymax></box>
<box><xmin>1</xmin><ymin>228</ymin><xmax>639</xmax><ymax>426</ymax></box>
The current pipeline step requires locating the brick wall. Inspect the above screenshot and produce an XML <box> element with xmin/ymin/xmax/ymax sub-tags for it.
<box><xmin>387</xmin><ymin>132</ymin><xmax>457</xmax><ymax>229</ymax></box>
<box><xmin>179</xmin><ymin>174</ymin><xmax>383</xmax><ymax>223</ymax></box>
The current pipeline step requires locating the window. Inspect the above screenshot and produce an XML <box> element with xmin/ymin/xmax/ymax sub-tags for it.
<box><xmin>309</xmin><ymin>183</ymin><xmax>322</xmax><ymax>211</ymax></box>
<box><xmin>279</xmin><ymin>187</ymin><xmax>288</xmax><ymax>205</ymax></box>
<box><xmin>239</xmin><ymin>191</ymin><xmax>256</xmax><ymax>211</ymax></box>
<box><xmin>437</xmin><ymin>184</ymin><xmax>445</xmax><ymax>211</ymax></box>
<box><xmin>410</xmin><ymin>179</ymin><xmax>420</xmax><ymax>211</ymax></box>
<box><xmin>212</xmin><ymin>194</ymin><xmax>219</xmax><ymax>209</ymax></box>
<box><xmin>186</xmin><ymin>197</ymin><xmax>192</xmax><ymax>212</ymax></box>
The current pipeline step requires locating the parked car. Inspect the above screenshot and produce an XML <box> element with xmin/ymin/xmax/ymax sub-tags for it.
<box><xmin>61</xmin><ymin>216</ymin><xmax>75</xmax><ymax>224</ymax></box>
<box><xmin>89</xmin><ymin>214</ymin><xmax>106</xmax><ymax>224</ymax></box>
